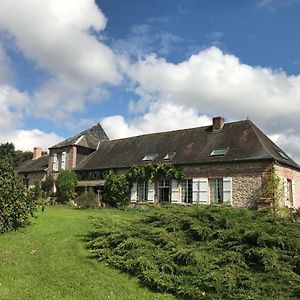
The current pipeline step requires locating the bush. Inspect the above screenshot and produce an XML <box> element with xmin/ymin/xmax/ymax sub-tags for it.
<box><xmin>88</xmin><ymin>205</ymin><xmax>300</xmax><ymax>299</ymax></box>
<box><xmin>0</xmin><ymin>157</ymin><xmax>38</xmax><ymax>233</ymax></box>
<box><xmin>41</xmin><ymin>176</ymin><xmax>55</xmax><ymax>196</ymax></box>
<box><xmin>76</xmin><ymin>189</ymin><xmax>99</xmax><ymax>209</ymax></box>
<box><xmin>103</xmin><ymin>172</ymin><xmax>130</xmax><ymax>207</ymax></box>
<box><xmin>56</xmin><ymin>170</ymin><xmax>78</xmax><ymax>203</ymax></box>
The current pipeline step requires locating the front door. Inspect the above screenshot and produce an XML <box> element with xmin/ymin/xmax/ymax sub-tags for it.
<box><xmin>158</xmin><ymin>179</ymin><xmax>170</xmax><ymax>202</ymax></box>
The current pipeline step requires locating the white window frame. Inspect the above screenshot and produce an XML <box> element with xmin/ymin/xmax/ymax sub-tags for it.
<box><xmin>53</xmin><ymin>153</ymin><xmax>58</xmax><ymax>172</ymax></box>
<box><xmin>192</xmin><ymin>178</ymin><xmax>208</xmax><ymax>204</ymax></box>
<box><xmin>61</xmin><ymin>151</ymin><xmax>66</xmax><ymax>170</ymax></box>
<box><xmin>171</xmin><ymin>179</ymin><xmax>180</xmax><ymax>203</ymax></box>
<box><xmin>130</xmin><ymin>182</ymin><xmax>137</xmax><ymax>202</ymax></box>
<box><xmin>148</xmin><ymin>181</ymin><xmax>154</xmax><ymax>203</ymax></box>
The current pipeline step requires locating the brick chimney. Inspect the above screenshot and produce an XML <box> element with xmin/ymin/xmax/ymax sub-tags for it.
<box><xmin>212</xmin><ymin>116</ymin><xmax>225</xmax><ymax>132</ymax></box>
<box><xmin>33</xmin><ymin>147</ymin><xmax>42</xmax><ymax>159</ymax></box>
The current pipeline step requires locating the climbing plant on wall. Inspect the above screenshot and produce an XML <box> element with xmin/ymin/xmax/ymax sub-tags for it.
<box><xmin>127</xmin><ymin>163</ymin><xmax>186</xmax><ymax>183</ymax></box>
<box><xmin>261</xmin><ymin>165</ymin><xmax>282</xmax><ymax>206</ymax></box>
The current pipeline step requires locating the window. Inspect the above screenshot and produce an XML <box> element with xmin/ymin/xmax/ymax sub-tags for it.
<box><xmin>192</xmin><ymin>178</ymin><xmax>209</xmax><ymax>204</ymax></box>
<box><xmin>53</xmin><ymin>153</ymin><xmax>58</xmax><ymax>171</ymax></box>
<box><xmin>209</xmin><ymin>177</ymin><xmax>232</xmax><ymax>203</ymax></box>
<box><xmin>210</xmin><ymin>178</ymin><xmax>224</xmax><ymax>203</ymax></box>
<box><xmin>210</xmin><ymin>148</ymin><xmax>229</xmax><ymax>156</ymax></box>
<box><xmin>181</xmin><ymin>179</ymin><xmax>193</xmax><ymax>204</ymax></box>
<box><xmin>283</xmin><ymin>178</ymin><xmax>295</xmax><ymax>208</ymax></box>
<box><xmin>142</xmin><ymin>153</ymin><xmax>158</xmax><ymax>161</ymax></box>
<box><xmin>61</xmin><ymin>151</ymin><xmax>66</xmax><ymax>170</ymax></box>
<box><xmin>158</xmin><ymin>179</ymin><xmax>170</xmax><ymax>202</ymax></box>
<box><xmin>137</xmin><ymin>180</ymin><xmax>148</xmax><ymax>202</ymax></box>
<box><xmin>164</xmin><ymin>152</ymin><xmax>176</xmax><ymax>160</ymax></box>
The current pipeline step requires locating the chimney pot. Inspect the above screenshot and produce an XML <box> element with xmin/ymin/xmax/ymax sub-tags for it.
<box><xmin>212</xmin><ymin>116</ymin><xmax>225</xmax><ymax>132</ymax></box>
<box><xmin>33</xmin><ymin>147</ymin><xmax>42</xmax><ymax>159</ymax></box>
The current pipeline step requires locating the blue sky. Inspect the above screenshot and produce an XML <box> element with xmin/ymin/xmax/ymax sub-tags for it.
<box><xmin>1</xmin><ymin>0</ymin><xmax>300</xmax><ymax>162</ymax></box>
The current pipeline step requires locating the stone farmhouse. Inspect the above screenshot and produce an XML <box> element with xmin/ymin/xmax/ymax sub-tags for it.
<box><xmin>16</xmin><ymin>123</ymin><xmax>108</xmax><ymax>189</ymax></box>
<box><xmin>16</xmin><ymin>117</ymin><xmax>300</xmax><ymax>209</ymax></box>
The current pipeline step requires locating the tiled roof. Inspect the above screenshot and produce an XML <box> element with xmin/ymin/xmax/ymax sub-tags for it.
<box><xmin>15</xmin><ymin>155</ymin><xmax>49</xmax><ymax>173</ymax></box>
<box><xmin>49</xmin><ymin>123</ymin><xmax>109</xmax><ymax>149</ymax></box>
<box><xmin>75</xmin><ymin>120</ymin><xmax>300</xmax><ymax>171</ymax></box>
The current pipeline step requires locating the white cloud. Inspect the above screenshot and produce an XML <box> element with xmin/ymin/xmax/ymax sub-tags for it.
<box><xmin>257</xmin><ymin>0</ymin><xmax>299</xmax><ymax>9</ymax></box>
<box><xmin>116</xmin><ymin>46</ymin><xmax>300</xmax><ymax>162</ymax></box>
<box><xmin>0</xmin><ymin>84</ymin><xmax>29</xmax><ymax>131</ymax></box>
<box><xmin>0</xmin><ymin>0</ymin><xmax>121</xmax><ymax>121</ymax></box>
<box><xmin>102</xmin><ymin>102</ymin><xmax>211</xmax><ymax>139</ymax></box>
<box><xmin>9</xmin><ymin>129</ymin><xmax>63</xmax><ymax>152</ymax></box>
<box><xmin>125</xmin><ymin>47</ymin><xmax>300</xmax><ymax>125</ymax></box>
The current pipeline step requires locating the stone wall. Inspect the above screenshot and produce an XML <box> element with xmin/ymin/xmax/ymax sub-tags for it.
<box><xmin>19</xmin><ymin>171</ymin><xmax>46</xmax><ymax>189</ymax></box>
<box><xmin>232</xmin><ymin>174</ymin><xmax>262</xmax><ymax>208</ymax></box>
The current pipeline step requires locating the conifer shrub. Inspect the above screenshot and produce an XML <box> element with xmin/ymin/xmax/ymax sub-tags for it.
<box><xmin>88</xmin><ymin>205</ymin><xmax>300</xmax><ymax>299</ymax></box>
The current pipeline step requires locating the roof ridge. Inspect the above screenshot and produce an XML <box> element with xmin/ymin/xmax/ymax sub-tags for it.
<box><xmin>104</xmin><ymin>119</ymin><xmax>249</xmax><ymax>143</ymax></box>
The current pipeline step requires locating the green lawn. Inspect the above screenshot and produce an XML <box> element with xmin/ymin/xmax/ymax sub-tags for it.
<box><xmin>0</xmin><ymin>206</ymin><xmax>174</xmax><ymax>300</ymax></box>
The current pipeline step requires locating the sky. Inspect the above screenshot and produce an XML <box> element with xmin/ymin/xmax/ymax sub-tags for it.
<box><xmin>1</xmin><ymin>0</ymin><xmax>300</xmax><ymax>162</ymax></box>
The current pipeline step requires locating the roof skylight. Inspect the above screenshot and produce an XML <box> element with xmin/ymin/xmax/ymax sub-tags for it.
<box><xmin>278</xmin><ymin>150</ymin><xmax>289</xmax><ymax>160</ymax></box>
<box><xmin>142</xmin><ymin>153</ymin><xmax>158</xmax><ymax>161</ymax></box>
<box><xmin>210</xmin><ymin>148</ymin><xmax>229</xmax><ymax>156</ymax></box>
<box><xmin>164</xmin><ymin>152</ymin><xmax>176</xmax><ymax>160</ymax></box>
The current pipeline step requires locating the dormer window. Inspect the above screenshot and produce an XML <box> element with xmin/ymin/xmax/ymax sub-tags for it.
<box><xmin>142</xmin><ymin>153</ymin><xmax>158</xmax><ymax>161</ymax></box>
<box><xmin>210</xmin><ymin>148</ymin><xmax>229</xmax><ymax>157</ymax></box>
<box><xmin>164</xmin><ymin>152</ymin><xmax>176</xmax><ymax>160</ymax></box>
<box><xmin>278</xmin><ymin>150</ymin><xmax>289</xmax><ymax>160</ymax></box>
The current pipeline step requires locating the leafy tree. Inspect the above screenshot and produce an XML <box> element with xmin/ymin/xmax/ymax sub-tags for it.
<box><xmin>0</xmin><ymin>142</ymin><xmax>16</xmax><ymax>166</ymax></box>
<box><xmin>15</xmin><ymin>150</ymin><xmax>33</xmax><ymax>166</ymax></box>
<box><xmin>103</xmin><ymin>172</ymin><xmax>130</xmax><ymax>207</ymax></box>
<box><xmin>56</xmin><ymin>170</ymin><xmax>78</xmax><ymax>203</ymax></box>
<box><xmin>0</xmin><ymin>156</ymin><xmax>38</xmax><ymax>233</ymax></box>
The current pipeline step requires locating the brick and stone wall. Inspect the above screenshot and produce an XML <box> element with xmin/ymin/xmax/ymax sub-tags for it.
<box><xmin>182</xmin><ymin>161</ymin><xmax>270</xmax><ymax>208</ymax></box>
<box><xmin>275</xmin><ymin>163</ymin><xmax>300</xmax><ymax>208</ymax></box>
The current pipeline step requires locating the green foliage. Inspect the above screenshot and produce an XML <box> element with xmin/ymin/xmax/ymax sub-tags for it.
<box><xmin>261</xmin><ymin>166</ymin><xmax>282</xmax><ymax>205</ymax></box>
<box><xmin>0</xmin><ymin>142</ymin><xmax>16</xmax><ymax>166</ymax></box>
<box><xmin>0</xmin><ymin>157</ymin><xmax>38</xmax><ymax>233</ymax></box>
<box><xmin>15</xmin><ymin>150</ymin><xmax>33</xmax><ymax>167</ymax></box>
<box><xmin>76</xmin><ymin>189</ymin><xmax>99</xmax><ymax>209</ymax></box>
<box><xmin>104</xmin><ymin>164</ymin><xmax>185</xmax><ymax>207</ymax></box>
<box><xmin>88</xmin><ymin>205</ymin><xmax>300</xmax><ymax>300</ymax></box>
<box><xmin>103</xmin><ymin>172</ymin><xmax>130</xmax><ymax>207</ymax></box>
<box><xmin>127</xmin><ymin>163</ymin><xmax>186</xmax><ymax>183</ymax></box>
<box><xmin>41</xmin><ymin>176</ymin><xmax>55</xmax><ymax>196</ymax></box>
<box><xmin>56</xmin><ymin>170</ymin><xmax>78</xmax><ymax>203</ymax></box>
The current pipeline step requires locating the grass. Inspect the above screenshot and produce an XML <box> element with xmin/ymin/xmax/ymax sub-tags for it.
<box><xmin>0</xmin><ymin>205</ymin><xmax>174</xmax><ymax>300</ymax></box>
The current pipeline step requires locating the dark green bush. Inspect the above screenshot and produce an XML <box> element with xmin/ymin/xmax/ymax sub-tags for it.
<box><xmin>76</xmin><ymin>189</ymin><xmax>99</xmax><ymax>209</ymax></box>
<box><xmin>41</xmin><ymin>176</ymin><xmax>55</xmax><ymax>196</ymax></box>
<box><xmin>88</xmin><ymin>205</ymin><xmax>300</xmax><ymax>300</ymax></box>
